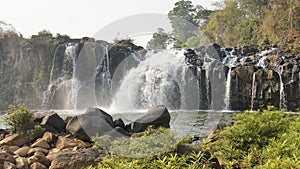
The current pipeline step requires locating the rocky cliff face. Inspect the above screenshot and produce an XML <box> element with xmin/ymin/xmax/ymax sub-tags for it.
<box><xmin>0</xmin><ymin>34</ymin><xmax>58</xmax><ymax>110</ymax></box>
<box><xmin>186</xmin><ymin>45</ymin><xmax>300</xmax><ymax>111</ymax></box>
<box><xmin>0</xmin><ymin>34</ymin><xmax>299</xmax><ymax>111</ymax></box>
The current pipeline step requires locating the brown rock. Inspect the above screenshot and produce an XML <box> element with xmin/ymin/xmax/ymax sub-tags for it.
<box><xmin>0</xmin><ymin>151</ymin><xmax>16</xmax><ymax>164</ymax></box>
<box><xmin>42</xmin><ymin>132</ymin><xmax>54</xmax><ymax>143</ymax></box>
<box><xmin>33</xmin><ymin>152</ymin><xmax>50</xmax><ymax>166</ymax></box>
<box><xmin>15</xmin><ymin>157</ymin><xmax>29</xmax><ymax>169</ymax></box>
<box><xmin>28</xmin><ymin>148</ymin><xmax>49</xmax><ymax>156</ymax></box>
<box><xmin>49</xmin><ymin>148</ymin><xmax>106</xmax><ymax>169</ymax></box>
<box><xmin>55</xmin><ymin>136</ymin><xmax>90</xmax><ymax>150</ymax></box>
<box><xmin>4</xmin><ymin>161</ymin><xmax>16</xmax><ymax>169</ymax></box>
<box><xmin>14</xmin><ymin>146</ymin><xmax>30</xmax><ymax>157</ymax></box>
<box><xmin>31</xmin><ymin>139</ymin><xmax>50</xmax><ymax>150</ymax></box>
<box><xmin>30</xmin><ymin>162</ymin><xmax>47</xmax><ymax>169</ymax></box>
<box><xmin>27</xmin><ymin>156</ymin><xmax>38</xmax><ymax>165</ymax></box>
<box><xmin>0</xmin><ymin>146</ymin><xmax>20</xmax><ymax>154</ymax></box>
<box><xmin>0</xmin><ymin>134</ymin><xmax>31</xmax><ymax>147</ymax></box>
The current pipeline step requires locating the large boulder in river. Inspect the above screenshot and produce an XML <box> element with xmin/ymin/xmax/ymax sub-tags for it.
<box><xmin>41</xmin><ymin>112</ymin><xmax>66</xmax><ymax>133</ymax></box>
<box><xmin>130</xmin><ymin>105</ymin><xmax>170</xmax><ymax>133</ymax></box>
<box><xmin>66</xmin><ymin>108</ymin><xmax>115</xmax><ymax>141</ymax></box>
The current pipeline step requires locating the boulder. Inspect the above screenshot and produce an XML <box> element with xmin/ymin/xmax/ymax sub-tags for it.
<box><xmin>4</xmin><ymin>161</ymin><xmax>16</xmax><ymax>169</ymax></box>
<box><xmin>33</xmin><ymin>151</ymin><xmax>50</xmax><ymax>166</ymax></box>
<box><xmin>104</xmin><ymin>127</ymin><xmax>131</xmax><ymax>139</ymax></box>
<box><xmin>0</xmin><ymin>146</ymin><xmax>20</xmax><ymax>154</ymax></box>
<box><xmin>41</xmin><ymin>112</ymin><xmax>66</xmax><ymax>133</ymax></box>
<box><xmin>31</xmin><ymin>139</ymin><xmax>50</xmax><ymax>150</ymax></box>
<box><xmin>28</xmin><ymin>148</ymin><xmax>49</xmax><ymax>156</ymax></box>
<box><xmin>113</xmin><ymin>118</ymin><xmax>125</xmax><ymax>128</ymax></box>
<box><xmin>0</xmin><ymin>134</ymin><xmax>31</xmax><ymax>147</ymax></box>
<box><xmin>15</xmin><ymin>157</ymin><xmax>29</xmax><ymax>169</ymax></box>
<box><xmin>0</xmin><ymin>151</ymin><xmax>15</xmax><ymax>164</ymax></box>
<box><xmin>42</xmin><ymin>132</ymin><xmax>55</xmax><ymax>143</ymax></box>
<box><xmin>55</xmin><ymin>136</ymin><xmax>91</xmax><ymax>150</ymax></box>
<box><xmin>14</xmin><ymin>146</ymin><xmax>30</xmax><ymax>157</ymax></box>
<box><xmin>0</xmin><ymin>129</ymin><xmax>8</xmax><ymax>140</ymax></box>
<box><xmin>30</xmin><ymin>162</ymin><xmax>47</xmax><ymax>169</ymax></box>
<box><xmin>66</xmin><ymin>108</ymin><xmax>114</xmax><ymax>141</ymax></box>
<box><xmin>131</xmin><ymin>105</ymin><xmax>170</xmax><ymax>133</ymax></box>
<box><xmin>49</xmin><ymin>148</ymin><xmax>106</xmax><ymax>169</ymax></box>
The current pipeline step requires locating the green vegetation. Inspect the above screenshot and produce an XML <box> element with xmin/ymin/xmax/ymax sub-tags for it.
<box><xmin>89</xmin><ymin>108</ymin><xmax>300</xmax><ymax>169</ymax></box>
<box><xmin>88</xmin><ymin>151</ymin><xmax>210</xmax><ymax>169</ymax></box>
<box><xmin>90</xmin><ymin>126</ymin><xmax>214</xmax><ymax>169</ymax></box>
<box><xmin>207</xmin><ymin>107</ymin><xmax>300</xmax><ymax>168</ymax></box>
<box><xmin>92</xmin><ymin>126</ymin><xmax>178</xmax><ymax>158</ymax></box>
<box><xmin>147</xmin><ymin>28</ymin><xmax>170</xmax><ymax>49</ymax></box>
<box><xmin>27</xmin><ymin>125</ymin><xmax>46</xmax><ymax>139</ymax></box>
<box><xmin>203</xmin><ymin>0</ymin><xmax>300</xmax><ymax>50</ymax></box>
<box><xmin>38</xmin><ymin>29</ymin><xmax>53</xmax><ymax>37</ymax></box>
<box><xmin>2</xmin><ymin>104</ymin><xmax>34</xmax><ymax>132</ymax></box>
<box><xmin>148</xmin><ymin>0</ymin><xmax>300</xmax><ymax>52</ymax></box>
<box><xmin>148</xmin><ymin>0</ymin><xmax>213</xmax><ymax>49</ymax></box>
<box><xmin>0</xmin><ymin>20</ymin><xmax>18</xmax><ymax>38</ymax></box>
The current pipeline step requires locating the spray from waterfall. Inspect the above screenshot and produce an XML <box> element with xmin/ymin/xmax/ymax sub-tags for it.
<box><xmin>111</xmin><ymin>50</ymin><xmax>199</xmax><ymax>112</ymax></box>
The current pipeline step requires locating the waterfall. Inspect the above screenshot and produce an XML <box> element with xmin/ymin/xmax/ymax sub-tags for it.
<box><xmin>224</xmin><ymin>67</ymin><xmax>232</xmax><ymax>110</ymax></box>
<box><xmin>251</xmin><ymin>72</ymin><xmax>256</xmax><ymax>110</ymax></box>
<box><xmin>276</xmin><ymin>68</ymin><xmax>287</xmax><ymax>110</ymax></box>
<box><xmin>69</xmin><ymin>43</ymin><xmax>79</xmax><ymax>110</ymax></box>
<box><xmin>111</xmin><ymin>50</ymin><xmax>199</xmax><ymax>112</ymax></box>
<box><xmin>43</xmin><ymin>43</ymin><xmax>79</xmax><ymax>109</ymax></box>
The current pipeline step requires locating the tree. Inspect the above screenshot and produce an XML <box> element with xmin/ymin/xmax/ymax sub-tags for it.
<box><xmin>147</xmin><ymin>28</ymin><xmax>170</xmax><ymax>50</ymax></box>
<box><xmin>203</xmin><ymin>0</ymin><xmax>300</xmax><ymax>47</ymax></box>
<box><xmin>168</xmin><ymin>0</ymin><xmax>214</xmax><ymax>48</ymax></box>
<box><xmin>0</xmin><ymin>21</ymin><xmax>17</xmax><ymax>37</ymax></box>
<box><xmin>168</xmin><ymin>0</ymin><xmax>199</xmax><ymax>45</ymax></box>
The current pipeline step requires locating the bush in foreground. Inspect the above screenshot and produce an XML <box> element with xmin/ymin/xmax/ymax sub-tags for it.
<box><xmin>208</xmin><ymin>107</ymin><xmax>300</xmax><ymax>168</ymax></box>
<box><xmin>2</xmin><ymin>104</ymin><xmax>34</xmax><ymax>132</ymax></box>
<box><xmin>90</xmin><ymin>108</ymin><xmax>300</xmax><ymax>169</ymax></box>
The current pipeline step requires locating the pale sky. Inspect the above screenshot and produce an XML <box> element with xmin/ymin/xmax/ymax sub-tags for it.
<box><xmin>0</xmin><ymin>0</ymin><xmax>219</xmax><ymax>46</ymax></box>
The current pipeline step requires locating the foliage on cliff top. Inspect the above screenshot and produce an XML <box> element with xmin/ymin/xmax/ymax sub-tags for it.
<box><xmin>203</xmin><ymin>0</ymin><xmax>300</xmax><ymax>52</ymax></box>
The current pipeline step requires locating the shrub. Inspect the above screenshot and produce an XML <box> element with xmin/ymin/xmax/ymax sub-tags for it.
<box><xmin>208</xmin><ymin>108</ymin><xmax>296</xmax><ymax>168</ymax></box>
<box><xmin>27</xmin><ymin>125</ymin><xmax>46</xmax><ymax>139</ymax></box>
<box><xmin>90</xmin><ymin>126</ymin><xmax>215</xmax><ymax>169</ymax></box>
<box><xmin>2</xmin><ymin>104</ymin><xmax>34</xmax><ymax>132</ymax></box>
<box><xmin>92</xmin><ymin>126</ymin><xmax>178</xmax><ymax>158</ymax></box>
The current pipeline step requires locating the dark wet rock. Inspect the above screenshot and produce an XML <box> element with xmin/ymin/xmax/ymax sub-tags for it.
<box><xmin>66</xmin><ymin>108</ymin><xmax>114</xmax><ymax>141</ymax></box>
<box><xmin>130</xmin><ymin>105</ymin><xmax>170</xmax><ymax>133</ymax></box>
<box><xmin>41</xmin><ymin>112</ymin><xmax>66</xmax><ymax>133</ymax></box>
<box><xmin>113</xmin><ymin>118</ymin><xmax>125</xmax><ymax>128</ymax></box>
<box><xmin>104</xmin><ymin>127</ymin><xmax>131</xmax><ymax>139</ymax></box>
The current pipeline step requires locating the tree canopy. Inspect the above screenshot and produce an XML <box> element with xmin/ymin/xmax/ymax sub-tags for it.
<box><xmin>203</xmin><ymin>0</ymin><xmax>300</xmax><ymax>48</ymax></box>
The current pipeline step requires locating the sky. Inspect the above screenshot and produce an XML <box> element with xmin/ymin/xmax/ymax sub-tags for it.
<box><xmin>0</xmin><ymin>0</ymin><xmax>219</xmax><ymax>46</ymax></box>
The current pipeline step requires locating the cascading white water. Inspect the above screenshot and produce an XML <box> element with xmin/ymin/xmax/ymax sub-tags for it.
<box><xmin>224</xmin><ymin>67</ymin><xmax>232</xmax><ymax>110</ymax></box>
<box><xmin>111</xmin><ymin>50</ymin><xmax>199</xmax><ymax>112</ymax></box>
<box><xmin>42</xmin><ymin>43</ymin><xmax>79</xmax><ymax>109</ymax></box>
<box><xmin>251</xmin><ymin>72</ymin><xmax>256</xmax><ymax>110</ymax></box>
<box><xmin>68</xmin><ymin>43</ymin><xmax>79</xmax><ymax>110</ymax></box>
<box><xmin>276</xmin><ymin>68</ymin><xmax>287</xmax><ymax>110</ymax></box>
